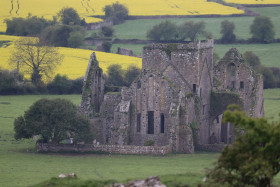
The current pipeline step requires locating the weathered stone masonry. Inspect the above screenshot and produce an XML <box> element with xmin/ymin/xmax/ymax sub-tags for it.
<box><xmin>78</xmin><ymin>39</ymin><xmax>264</xmax><ymax>154</ymax></box>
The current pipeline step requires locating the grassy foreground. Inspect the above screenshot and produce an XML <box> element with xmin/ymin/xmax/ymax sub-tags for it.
<box><xmin>0</xmin><ymin>89</ymin><xmax>279</xmax><ymax>187</ymax></box>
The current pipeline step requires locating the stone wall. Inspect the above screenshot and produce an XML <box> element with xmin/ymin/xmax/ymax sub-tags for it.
<box><xmin>195</xmin><ymin>144</ymin><xmax>226</xmax><ymax>152</ymax></box>
<box><xmin>117</xmin><ymin>47</ymin><xmax>133</xmax><ymax>56</ymax></box>
<box><xmin>86</xmin><ymin>20</ymin><xmax>113</xmax><ymax>30</ymax></box>
<box><xmin>36</xmin><ymin>143</ymin><xmax>172</xmax><ymax>155</ymax></box>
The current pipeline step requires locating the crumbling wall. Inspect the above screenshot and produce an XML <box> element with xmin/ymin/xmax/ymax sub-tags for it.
<box><xmin>79</xmin><ymin>52</ymin><xmax>105</xmax><ymax>117</ymax></box>
<box><xmin>117</xmin><ymin>47</ymin><xmax>133</xmax><ymax>56</ymax></box>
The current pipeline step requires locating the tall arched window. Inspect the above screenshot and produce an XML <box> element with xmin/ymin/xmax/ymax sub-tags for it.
<box><xmin>160</xmin><ymin>113</ymin><xmax>165</xmax><ymax>133</ymax></box>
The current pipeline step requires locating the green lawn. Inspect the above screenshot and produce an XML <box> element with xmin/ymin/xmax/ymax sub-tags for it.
<box><xmin>0</xmin><ymin>91</ymin><xmax>279</xmax><ymax>187</ymax></box>
<box><xmin>112</xmin><ymin>7</ymin><xmax>280</xmax><ymax>41</ymax></box>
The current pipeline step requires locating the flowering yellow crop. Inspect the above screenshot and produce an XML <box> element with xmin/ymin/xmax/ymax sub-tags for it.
<box><xmin>224</xmin><ymin>0</ymin><xmax>280</xmax><ymax>4</ymax></box>
<box><xmin>0</xmin><ymin>0</ymin><xmax>243</xmax><ymax>32</ymax></box>
<box><xmin>0</xmin><ymin>36</ymin><xmax>142</xmax><ymax>82</ymax></box>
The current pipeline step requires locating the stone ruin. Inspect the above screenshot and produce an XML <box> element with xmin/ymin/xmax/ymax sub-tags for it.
<box><xmin>79</xmin><ymin>39</ymin><xmax>264</xmax><ymax>154</ymax></box>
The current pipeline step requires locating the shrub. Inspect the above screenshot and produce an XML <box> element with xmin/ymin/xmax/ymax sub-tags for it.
<box><xmin>103</xmin><ymin>2</ymin><xmax>129</xmax><ymax>24</ymax></box>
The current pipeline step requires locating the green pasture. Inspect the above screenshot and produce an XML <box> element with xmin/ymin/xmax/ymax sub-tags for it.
<box><xmin>112</xmin><ymin>6</ymin><xmax>280</xmax><ymax>41</ymax></box>
<box><xmin>0</xmin><ymin>90</ymin><xmax>279</xmax><ymax>187</ymax></box>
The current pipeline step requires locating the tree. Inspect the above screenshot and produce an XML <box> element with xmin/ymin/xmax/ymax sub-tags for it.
<box><xmin>103</xmin><ymin>2</ymin><xmax>129</xmax><ymax>24</ymax></box>
<box><xmin>57</xmin><ymin>7</ymin><xmax>81</xmax><ymax>25</ymax></box>
<box><xmin>106</xmin><ymin>64</ymin><xmax>124</xmax><ymax>86</ymax></box>
<box><xmin>243</xmin><ymin>51</ymin><xmax>261</xmax><ymax>70</ymax></box>
<box><xmin>220</xmin><ymin>20</ymin><xmax>236</xmax><ymax>43</ymax></box>
<box><xmin>14</xmin><ymin>98</ymin><xmax>93</xmax><ymax>143</ymax></box>
<box><xmin>68</xmin><ymin>31</ymin><xmax>84</xmax><ymax>48</ymax></box>
<box><xmin>47</xmin><ymin>74</ymin><xmax>72</xmax><ymax>94</ymax></box>
<box><xmin>205</xmin><ymin>105</ymin><xmax>280</xmax><ymax>187</ymax></box>
<box><xmin>9</xmin><ymin>38</ymin><xmax>63</xmax><ymax>86</ymax></box>
<box><xmin>147</xmin><ymin>20</ymin><xmax>178</xmax><ymax>41</ymax></box>
<box><xmin>178</xmin><ymin>21</ymin><xmax>211</xmax><ymax>42</ymax></box>
<box><xmin>102</xmin><ymin>41</ymin><xmax>112</xmax><ymax>52</ymax></box>
<box><xmin>100</xmin><ymin>26</ymin><xmax>114</xmax><ymax>37</ymax></box>
<box><xmin>124</xmin><ymin>65</ymin><xmax>141</xmax><ymax>86</ymax></box>
<box><xmin>250</xmin><ymin>16</ymin><xmax>275</xmax><ymax>43</ymax></box>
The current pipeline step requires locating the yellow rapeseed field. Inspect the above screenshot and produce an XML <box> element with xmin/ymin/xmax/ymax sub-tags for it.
<box><xmin>0</xmin><ymin>36</ymin><xmax>142</xmax><ymax>82</ymax></box>
<box><xmin>0</xmin><ymin>0</ymin><xmax>243</xmax><ymax>32</ymax></box>
<box><xmin>224</xmin><ymin>0</ymin><xmax>280</xmax><ymax>4</ymax></box>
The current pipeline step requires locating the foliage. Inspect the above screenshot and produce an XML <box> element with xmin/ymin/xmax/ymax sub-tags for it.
<box><xmin>144</xmin><ymin>140</ymin><xmax>155</xmax><ymax>146</ymax></box>
<box><xmin>14</xmin><ymin>98</ymin><xmax>93</xmax><ymax>143</ymax></box>
<box><xmin>100</xmin><ymin>26</ymin><xmax>114</xmax><ymax>37</ymax></box>
<box><xmin>220</xmin><ymin>20</ymin><xmax>236</xmax><ymax>43</ymax></box>
<box><xmin>57</xmin><ymin>7</ymin><xmax>81</xmax><ymax>25</ymax></box>
<box><xmin>0</xmin><ymin>69</ymin><xmax>24</xmax><ymax>95</ymax></box>
<box><xmin>101</xmin><ymin>41</ymin><xmax>112</xmax><ymax>53</ymax></box>
<box><xmin>243</xmin><ymin>51</ymin><xmax>280</xmax><ymax>89</ymax></box>
<box><xmin>67</xmin><ymin>31</ymin><xmax>84</xmax><ymax>48</ymax></box>
<box><xmin>47</xmin><ymin>74</ymin><xmax>73</xmax><ymax>94</ymax></box>
<box><xmin>5</xmin><ymin>15</ymin><xmax>53</xmax><ymax>36</ymax></box>
<box><xmin>106</xmin><ymin>64</ymin><xmax>125</xmax><ymax>87</ymax></box>
<box><xmin>103</xmin><ymin>2</ymin><xmax>129</xmax><ymax>24</ymax></box>
<box><xmin>250</xmin><ymin>16</ymin><xmax>275</xmax><ymax>43</ymax></box>
<box><xmin>243</xmin><ymin>51</ymin><xmax>261</xmax><ymax>70</ymax></box>
<box><xmin>41</xmin><ymin>25</ymin><xmax>84</xmax><ymax>47</ymax></box>
<box><xmin>124</xmin><ymin>65</ymin><xmax>141</xmax><ymax>86</ymax></box>
<box><xmin>205</xmin><ymin>105</ymin><xmax>280</xmax><ymax>187</ymax></box>
<box><xmin>178</xmin><ymin>21</ymin><xmax>211</xmax><ymax>42</ymax></box>
<box><xmin>9</xmin><ymin>38</ymin><xmax>63</xmax><ymax>86</ymax></box>
<box><xmin>147</xmin><ymin>20</ymin><xmax>178</xmax><ymax>41</ymax></box>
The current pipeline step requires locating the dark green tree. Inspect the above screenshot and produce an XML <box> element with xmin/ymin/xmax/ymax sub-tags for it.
<box><xmin>68</xmin><ymin>31</ymin><xmax>84</xmax><ymax>48</ymax></box>
<box><xmin>106</xmin><ymin>64</ymin><xmax>124</xmax><ymax>86</ymax></box>
<box><xmin>47</xmin><ymin>74</ymin><xmax>72</xmax><ymax>94</ymax></box>
<box><xmin>124</xmin><ymin>65</ymin><xmax>141</xmax><ymax>86</ymax></box>
<box><xmin>250</xmin><ymin>16</ymin><xmax>275</xmax><ymax>43</ymax></box>
<box><xmin>147</xmin><ymin>20</ymin><xmax>178</xmax><ymax>41</ymax></box>
<box><xmin>102</xmin><ymin>41</ymin><xmax>112</xmax><ymax>52</ymax></box>
<box><xmin>205</xmin><ymin>105</ymin><xmax>280</xmax><ymax>187</ymax></box>
<box><xmin>220</xmin><ymin>20</ymin><xmax>236</xmax><ymax>43</ymax></box>
<box><xmin>243</xmin><ymin>51</ymin><xmax>261</xmax><ymax>70</ymax></box>
<box><xmin>103</xmin><ymin>2</ymin><xmax>129</xmax><ymax>24</ymax></box>
<box><xmin>14</xmin><ymin>98</ymin><xmax>93</xmax><ymax>143</ymax></box>
<box><xmin>57</xmin><ymin>7</ymin><xmax>81</xmax><ymax>25</ymax></box>
<box><xmin>100</xmin><ymin>26</ymin><xmax>114</xmax><ymax>37</ymax></box>
<box><xmin>178</xmin><ymin>21</ymin><xmax>211</xmax><ymax>42</ymax></box>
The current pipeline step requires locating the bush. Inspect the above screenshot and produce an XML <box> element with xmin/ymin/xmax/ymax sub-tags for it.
<box><xmin>144</xmin><ymin>140</ymin><xmax>155</xmax><ymax>146</ymax></box>
<box><xmin>205</xmin><ymin>105</ymin><xmax>280</xmax><ymax>187</ymax></box>
<box><xmin>102</xmin><ymin>41</ymin><xmax>112</xmax><ymax>52</ymax></box>
<box><xmin>5</xmin><ymin>15</ymin><xmax>52</xmax><ymax>36</ymax></box>
<box><xmin>0</xmin><ymin>69</ymin><xmax>25</xmax><ymax>95</ymax></box>
<box><xmin>41</xmin><ymin>25</ymin><xmax>84</xmax><ymax>47</ymax></box>
<box><xmin>100</xmin><ymin>26</ymin><xmax>114</xmax><ymax>37</ymax></box>
<box><xmin>68</xmin><ymin>31</ymin><xmax>84</xmax><ymax>48</ymax></box>
<box><xmin>14</xmin><ymin>98</ymin><xmax>93</xmax><ymax>143</ymax></box>
<box><xmin>124</xmin><ymin>65</ymin><xmax>141</xmax><ymax>86</ymax></box>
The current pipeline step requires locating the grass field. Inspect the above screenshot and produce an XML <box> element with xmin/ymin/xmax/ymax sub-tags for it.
<box><xmin>0</xmin><ymin>89</ymin><xmax>279</xmax><ymax>187</ymax></box>
<box><xmin>112</xmin><ymin>6</ymin><xmax>280</xmax><ymax>41</ymax></box>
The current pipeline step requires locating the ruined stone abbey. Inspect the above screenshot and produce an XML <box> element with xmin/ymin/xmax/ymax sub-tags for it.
<box><xmin>79</xmin><ymin>39</ymin><xmax>264</xmax><ymax>154</ymax></box>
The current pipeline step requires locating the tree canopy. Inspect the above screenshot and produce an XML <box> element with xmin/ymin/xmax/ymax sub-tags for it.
<box><xmin>220</xmin><ymin>20</ymin><xmax>236</xmax><ymax>43</ymax></box>
<box><xmin>58</xmin><ymin>7</ymin><xmax>81</xmax><ymax>25</ymax></box>
<box><xmin>250</xmin><ymin>16</ymin><xmax>275</xmax><ymax>43</ymax></box>
<box><xmin>205</xmin><ymin>105</ymin><xmax>280</xmax><ymax>187</ymax></box>
<box><xmin>103</xmin><ymin>2</ymin><xmax>129</xmax><ymax>24</ymax></box>
<box><xmin>14</xmin><ymin>98</ymin><xmax>93</xmax><ymax>143</ymax></box>
<box><xmin>147</xmin><ymin>20</ymin><xmax>178</xmax><ymax>41</ymax></box>
<box><xmin>9</xmin><ymin>38</ymin><xmax>63</xmax><ymax>86</ymax></box>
